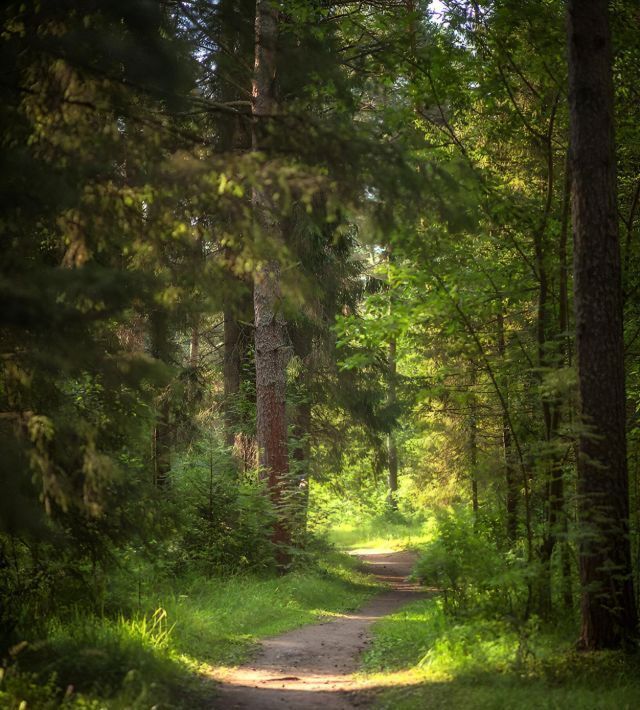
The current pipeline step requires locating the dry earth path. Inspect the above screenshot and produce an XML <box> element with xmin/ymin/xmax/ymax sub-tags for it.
<box><xmin>210</xmin><ymin>549</ymin><xmax>423</xmax><ymax>709</ymax></box>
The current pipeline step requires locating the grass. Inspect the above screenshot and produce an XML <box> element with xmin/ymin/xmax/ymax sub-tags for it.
<box><xmin>165</xmin><ymin>550</ymin><xmax>378</xmax><ymax>666</ymax></box>
<box><xmin>326</xmin><ymin>512</ymin><xmax>435</xmax><ymax>551</ymax></box>
<box><xmin>362</xmin><ymin>590</ymin><xmax>640</xmax><ymax>709</ymax></box>
<box><xmin>1</xmin><ymin>549</ymin><xmax>380</xmax><ymax>709</ymax></box>
<box><xmin>329</xmin><ymin>508</ymin><xmax>640</xmax><ymax>709</ymax></box>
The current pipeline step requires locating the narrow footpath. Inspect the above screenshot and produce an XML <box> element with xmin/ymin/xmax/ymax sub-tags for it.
<box><xmin>210</xmin><ymin>549</ymin><xmax>422</xmax><ymax>709</ymax></box>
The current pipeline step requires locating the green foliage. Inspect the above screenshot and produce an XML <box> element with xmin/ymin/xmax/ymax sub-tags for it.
<box><xmin>322</xmin><ymin>511</ymin><xmax>433</xmax><ymax>552</ymax></box>
<box><xmin>0</xmin><ymin>669</ymin><xmax>94</xmax><ymax>710</ymax></box>
<box><xmin>363</xmin><ymin>514</ymin><xmax>640</xmax><ymax>710</ymax></box>
<box><xmin>369</xmin><ymin>612</ymin><xmax>640</xmax><ymax>710</ymax></box>
<box><xmin>2</xmin><ymin>0</ymin><xmax>640</xmax><ymax>703</ymax></box>
<box><xmin>364</xmin><ymin>597</ymin><xmax>528</xmax><ymax>675</ymax></box>
<box><xmin>414</xmin><ymin>508</ymin><xmax>532</xmax><ymax>618</ymax></box>
<box><xmin>1</xmin><ymin>548</ymin><xmax>377</xmax><ymax>708</ymax></box>
<box><xmin>170</xmin><ymin>443</ymin><xmax>275</xmax><ymax>576</ymax></box>
<box><xmin>16</xmin><ymin>609</ymin><xmax>188</xmax><ymax>706</ymax></box>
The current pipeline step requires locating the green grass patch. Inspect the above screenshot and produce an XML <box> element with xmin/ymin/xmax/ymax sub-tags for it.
<box><xmin>363</xmin><ymin>597</ymin><xmax>640</xmax><ymax>709</ymax></box>
<box><xmin>2</xmin><ymin>550</ymin><xmax>379</xmax><ymax>709</ymax></box>
<box><xmin>327</xmin><ymin>512</ymin><xmax>434</xmax><ymax>551</ymax></box>
<box><xmin>165</xmin><ymin>549</ymin><xmax>379</xmax><ymax>666</ymax></box>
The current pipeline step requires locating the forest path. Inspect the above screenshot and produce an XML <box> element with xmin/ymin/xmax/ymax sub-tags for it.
<box><xmin>210</xmin><ymin>549</ymin><xmax>422</xmax><ymax>709</ymax></box>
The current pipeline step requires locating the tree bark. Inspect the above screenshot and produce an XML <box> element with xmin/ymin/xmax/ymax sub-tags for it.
<box><xmin>223</xmin><ymin>289</ymin><xmax>253</xmax><ymax>455</ymax></box>
<box><xmin>252</xmin><ymin>0</ymin><xmax>291</xmax><ymax>567</ymax></box>
<box><xmin>223</xmin><ymin>305</ymin><xmax>242</xmax><ymax>449</ymax></box>
<box><xmin>567</xmin><ymin>0</ymin><xmax>638</xmax><ymax>649</ymax></box>
<box><xmin>189</xmin><ymin>322</ymin><xmax>199</xmax><ymax>370</ymax></box>
<box><xmin>558</xmin><ymin>154</ymin><xmax>574</xmax><ymax>611</ymax></box>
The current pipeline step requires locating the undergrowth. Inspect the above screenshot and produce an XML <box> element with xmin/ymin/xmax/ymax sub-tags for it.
<box><xmin>365</xmin><ymin>596</ymin><xmax>640</xmax><ymax>709</ymax></box>
<box><xmin>1</xmin><ymin>549</ymin><xmax>378</xmax><ymax>709</ymax></box>
<box><xmin>362</xmin><ymin>507</ymin><xmax>640</xmax><ymax>709</ymax></box>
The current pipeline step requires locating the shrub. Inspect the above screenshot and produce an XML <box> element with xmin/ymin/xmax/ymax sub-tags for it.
<box><xmin>414</xmin><ymin>507</ymin><xmax>531</xmax><ymax>618</ymax></box>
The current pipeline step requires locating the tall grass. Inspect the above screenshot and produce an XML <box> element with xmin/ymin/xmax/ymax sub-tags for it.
<box><xmin>2</xmin><ymin>550</ymin><xmax>379</xmax><ymax>709</ymax></box>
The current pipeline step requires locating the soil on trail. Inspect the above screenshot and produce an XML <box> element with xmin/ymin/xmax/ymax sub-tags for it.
<box><xmin>210</xmin><ymin>549</ymin><xmax>423</xmax><ymax>709</ymax></box>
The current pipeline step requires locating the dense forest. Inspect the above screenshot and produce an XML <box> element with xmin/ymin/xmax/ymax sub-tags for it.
<box><xmin>2</xmin><ymin>0</ymin><xmax>640</xmax><ymax>708</ymax></box>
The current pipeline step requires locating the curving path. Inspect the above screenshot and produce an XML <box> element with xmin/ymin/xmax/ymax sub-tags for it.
<box><xmin>210</xmin><ymin>549</ymin><xmax>422</xmax><ymax>709</ymax></box>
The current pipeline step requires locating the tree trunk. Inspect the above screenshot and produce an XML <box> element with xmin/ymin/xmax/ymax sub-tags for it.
<box><xmin>150</xmin><ymin>310</ymin><xmax>172</xmax><ymax>489</ymax></box>
<box><xmin>223</xmin><ymin>305</ymin><xmax>242</xmax><ymax>449</ymax></box>
<box><xmin>468</xmin><ymin>365</ymin><xmax>479</xmax><ymax>520</ymax></box>
<box><xmin>538</xmin><ymin>153</ymin><xmax>576</xmax><ymax>616</ymax></box>
<box><xmin>558</xmin><ymin>153</ymin><xmax>574</xmax><ymax>611</ymax></box>
<box><xmin>567</xmin><ymin>0</ymin><xmax>638</xmax><ymax>649</ymax></box>
<box><xmin>497</xmin><ymin>307</ymin><xmax>517</xmax><ymax>542</ymax></box>
<box><xmin>223</xmin><ymin>289</ymin><xmax>253</xmax><ymax>455</ymax></box>
<box><xmin>290</xmin><ymin>322</ymin><xmax>312</xmax><ymax>536</ymax></box>
<box><xmin>252</xmin><ymin>0</ymin><xmax>291</xmax><ymax>567</ymax></box>
<box><xmin>533</xmin><ymin>167</ymin><xmax>559</xmax><ymax>616</ymax></box>
<box><xmin>189</xmin><ymin>322</ymin><xmax>199</xmax><ymax>369</ymax></box>
<box><xmin>387</xmin><ymin>336</ymin><xmax>399</xmax><ymax>509</ymax></box>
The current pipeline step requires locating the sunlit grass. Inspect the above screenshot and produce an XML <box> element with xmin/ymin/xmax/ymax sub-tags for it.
<box><xmin>327</xmin><ymin>513</ymin><xmax>435</xmax><ymax>551</ymax></box>
<box><xmin>165</xmin><ymin>550</ymin><xmax>380</xmax><ymax>667</ymax></box>
<box><xmin>2</xmin><ymin>550</ymin><xmax>379</xmax><ymax>709</ymax></box>
<box><xmin>363</xmin><ymin>596</ymin><xmax>640</xmax><ymax>709</ymax></box>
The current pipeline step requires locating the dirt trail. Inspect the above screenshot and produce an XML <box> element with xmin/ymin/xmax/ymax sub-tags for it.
<box><xmin>210</xmin><ymin>549</ymin><xmax>422</xmax><ymax>709</ymax></box>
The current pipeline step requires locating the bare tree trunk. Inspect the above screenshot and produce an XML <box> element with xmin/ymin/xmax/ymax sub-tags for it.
<box><xmin>468</xmin><ymin>365</ymin><xmax>479</xmax><ymax>521</ymax></box>
<box><xmin>217</xmin><ymin>0</ymin><xmax>255</xmax><ymax>466</ymax></box>
<box><xmin>533</xmin><ymin>164</ymin><xmax>558</xmax><ymax>616</ymax></box>
<box><xmin>387</xmin><ymin>336</ymin><xmax>399</xmax><ymax>509</ymax></box>
<box><xmin>252</xmin><ymin>0</ymin><xmax>291</xmax><ymax>567</ymax></box>
<box><xmin>150</xmin><ymin>310</ymin><xmax>172</xmax><ymax>489</ymax></box>
<box><xmin>497</xmin><ymin>307</ymin><xmax>517</xmax><ymax>542</ymax></box>
<box><xmin>567</xmin><ymin>0</ymin><xmax>637</xmax><ymax>649</ymax></box>
<box><xmin>290</xmin><ymin>322</ymin><xmax>312</xmax><ymax>536</ymax></box>
<box><xmin>223</xmin><ymin>291</ymin><xmax>253</xmax><ymax>455</ymax></box>
<box><xmin>558</xmin><ymin>154</ymin><xmax>574</xmax><ymax>611</ymax></box>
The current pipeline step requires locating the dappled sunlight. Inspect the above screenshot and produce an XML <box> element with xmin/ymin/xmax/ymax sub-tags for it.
<box><xmin>210</xmin><ymin>549</ymin><xmax>425</xmax><ymax>708</ymax></box>
<box><xmin>348</xmin><ymin>547</ymin><xmax>397</xmax><ymax>556</ymax></box>
<box><xmin>327</xmin><ymin>518</ymin><xmax>435</xmax><ymax>553</ymax></box>
<box><xmin>211</xmin><ymin>664</ymin><xmax>425</xmax><ymax>693</ymax></box>
<box><xmin>4</xmin><ymin>0</ymin><xmax>640</xmax><ymax>707</ymax></box>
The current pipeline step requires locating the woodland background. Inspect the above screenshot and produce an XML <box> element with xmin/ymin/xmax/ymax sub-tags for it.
<box><xmin>2</xmin><ymin>0</ymin><xmax>640</xmax><ymax>707</ymax></box>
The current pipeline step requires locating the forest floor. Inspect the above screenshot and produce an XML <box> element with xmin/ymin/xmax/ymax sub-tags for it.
<box><xmin>210</xmin><ymin>549</ymin><xmax>425</xmax><ymax>709</ymax></box>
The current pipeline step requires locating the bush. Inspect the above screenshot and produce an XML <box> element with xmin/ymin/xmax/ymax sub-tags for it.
<box><xmin>170</xmin><ymin>444</ymin><xmax>275</xmax><ymax>576</ymax></box>
<box><xmin>414</xmin><ymin>507</ymin><xmax>532</xmax><ymax>618</ymax></box>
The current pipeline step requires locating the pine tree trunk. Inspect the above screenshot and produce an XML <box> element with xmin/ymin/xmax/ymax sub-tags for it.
<box><xmin>189</xmin><ymin>322</ymin><xmax>199</xmax><ymax>369</ymax></box>
<box><xmin>534</xmin><ymin>185</ymin><xmax>558</xmax><ymax>616</ymax></box>
<box><xmin>223</xmin><ymin>293</ymin><xmax>253</xmax><ymax>454</ymax></box>
<box><xmin>252</xmin><ymin>0</ymin><xmax>291</xmax><ymax>567</ymax></box>
<box><xmin>567</xmin><ymin>0</ymin><xmax>638</xmax><ymax>649</ymax></box>
<box><xmin>558</xmin><ymin>154</ymin><xmax>574</xmax><ymax>610</ymax></box>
